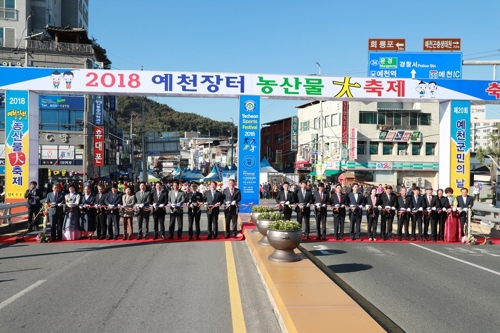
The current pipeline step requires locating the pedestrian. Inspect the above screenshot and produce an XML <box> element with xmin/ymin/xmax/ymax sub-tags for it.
<box><xmin>168</xmin><ymin>180</ymin><xmax>185</xmax><ymax>239</ymax></box>
<box><xmin>104</xmin><ymin>184</ymin><xmax>123</xmax><ymax>240</ymax></box>
<box><xmin>491</xmin><ymin>180</ymin><xmax>497</xmax><ymax>206</ymax></box>
<box><xmin>121</xmin><ymin>187</ymin><xmax>136</xmax><ymax>240</ymax></box>
<box><xmin>223</xmin><ymin>179</ymin><xmax>241</xmax><ymax>238</ymax></box>
<box><xmin>472</xmin><ymin>184</ymin><xmax>480</xmax><ymax>202</ymax></box>
<box><xmin>47</xmin><ymin>184</ymin><xmax>65</xmax><ymax>241</ymax></box>
<box><xmin>62</xmin><ymin>185</ymin><xmax>81</xmax><ymax>240</ymax></box>
<box><xmin>25</xmin><ymin>181</ymin><xmax>42</xmax><ymax>231</ymax></box>
<box><xmin>80</xmin><ymin>185</ymin><xmax>96</xmax><ymax>239</ymax></box>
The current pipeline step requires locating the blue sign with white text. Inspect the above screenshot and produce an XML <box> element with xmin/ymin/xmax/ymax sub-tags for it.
<box><xmin>237</xmin><ymin>96</ymin><xmax>260</xmax><ymax>213</ymax></box>
<box><xmin>368</xmin><ymin>52</ymin><xmax>462</xmax><ymax>79</ymax></box>
<box><xmin>39</xmin><ymin>95</ymin><xmax>84</xmax><ymax>109</ymax></box>
<box><xmin>93</xmin><ymin>95</ymin><xmax>103</xmax><ymax>125</ymax></box>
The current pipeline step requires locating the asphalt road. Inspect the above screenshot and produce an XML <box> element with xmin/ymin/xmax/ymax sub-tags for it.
<box><xmin>0</xmin><ymin>212</ymin><xmax>281</xmax><ymax>333</ymax></box>
<box><xmin>301</xmin><ymin>241</ymin><xmax>500</xmax><ymax>333</ymax></box>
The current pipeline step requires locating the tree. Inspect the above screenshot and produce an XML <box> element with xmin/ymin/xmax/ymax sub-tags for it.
<box><xmin>91</xmin><ymin>37</ymin><xmax>112</xmax><ymax>69</ymax></box>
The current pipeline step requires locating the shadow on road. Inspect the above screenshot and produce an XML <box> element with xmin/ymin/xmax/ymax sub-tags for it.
<box><xmin>328</xmin><ymin>263</ymin><xmax>373</xmax><ymax>274</ymax></box>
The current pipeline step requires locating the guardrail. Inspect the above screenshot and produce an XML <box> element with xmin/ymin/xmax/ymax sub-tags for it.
<box><xmin>471</xmin><ymin>203</ymin><xmax>500</xmax><ymax>233</ymax></box>
<box><xmin>0</xmin><ymin>200</ymin><xmax>47</xmax><ymax>226</ymax></box>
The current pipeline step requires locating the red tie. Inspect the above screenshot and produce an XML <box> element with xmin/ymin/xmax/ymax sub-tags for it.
<box><xmin>320</xmin><ymin>192</ymin><xmax>323</xmax><ymax>201</ymax></box>
<box><xmin>230</xmin><ymin>189</ymin><xmax>234</xmax><ymax>196</ymax></box>
<box><xmin>338</xmin><ymin>194</ymin><xmax>341</xmax><ymax>202</ymax></box>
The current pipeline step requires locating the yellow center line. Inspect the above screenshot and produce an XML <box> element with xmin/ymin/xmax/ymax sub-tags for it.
<box><xmin>225</xmin><ymin>241</ymin><xmax>247</xmax><ymax>333</ymax></box>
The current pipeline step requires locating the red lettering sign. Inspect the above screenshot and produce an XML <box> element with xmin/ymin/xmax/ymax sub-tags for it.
<box><xmin>341</xmin><ymin>101</ymin><xmax>348</xmax><ymax>144</ymax></box>
<box><xmin>94</xmin><ymin>126</ymin><xmax>105</xmax><ymax>167</ymax></box>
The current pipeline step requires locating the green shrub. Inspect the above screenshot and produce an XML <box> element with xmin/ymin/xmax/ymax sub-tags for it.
<box><xmin>258</xmin><ymin>212</ymin><xmax>285</xmax><ymax>221</ymax></box>
<box><xmin>268</xmin><ymin>220</ymin><xmax>302</xmax><ymax>231</ymax></box>
<box><xmin>252</xmin><ymin>205</ymin><xmax>276</xmax><ymax>213</ymax></box>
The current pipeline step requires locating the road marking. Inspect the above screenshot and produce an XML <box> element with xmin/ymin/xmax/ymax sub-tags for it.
<box><xmin>411</xmin><ymin>244</ymin><xmax>500</xmax><ymax>277</ymax></box>
<box><xmin>313</xmin><ymin>245</ymin><xmax>331</xmax><ymax>254</ymax></box>
<box><xmin>225</xmin><ymin>241</ymin><xmax>247</xmax><ymax>333</ymax></box>
<box><xmin>365</xmin><ymin>246</ymin><xmax>384</xmax><ymax>256</ymax></box>
<box><xmin>0</xmin><ymin>280</ymin><xmax>46</xmax><ymax>311</ymax></box>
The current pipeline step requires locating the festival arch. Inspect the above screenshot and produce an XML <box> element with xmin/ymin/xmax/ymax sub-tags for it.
<box><xmin>1</xmin><ymin>67</ymin><xmax>500</xmax><ymax>212</ymax></box>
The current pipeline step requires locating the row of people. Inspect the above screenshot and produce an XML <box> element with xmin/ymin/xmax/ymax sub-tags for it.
<box><xmin>43</xmin><ymin>179</ymin><xmax>242</xmax><ymax>241</ymax></box>
<box><xmin>276</xmin><ymin>181</ymin><xmax>473</xmax><ymax>241</ymax></box>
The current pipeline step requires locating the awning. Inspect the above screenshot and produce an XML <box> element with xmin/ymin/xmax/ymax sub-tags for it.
<box><xmin>296</xmin><ymin>160</ymin><xmax>312</xmax><ymax>169</ymax></box>
<box><xmin>309</xmin><ymin>171</ymin><xmax>317</xmax><ymax>177</ymax></box>
<box><xmin>325</xmin><ymin>169</ymin><xmax>343</xmax><ymax>177</ymax></box>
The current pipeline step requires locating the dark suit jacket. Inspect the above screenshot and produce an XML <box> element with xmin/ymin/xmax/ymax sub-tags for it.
<box><xmin>396</xmin><ymin>195</ymin><xmax>414</xmax><ymax>211</ymax></box>
<box><xmin>152</xmin><ymin>190</ymin><xmax>167</xmax><ymax>216</ymax></box>
<box><xmin>348</xmin><ymin>192</ymin><xmax>365</xmax><ymax>216</ymax></box>
<box><xmin>423</xmin><ymin>195</ymin><xmax>441</xmax><ymax>209</ymax></box>
<box><xmin>223</xmin><ymin>187</ymin><xmax>241</xmax><ymax>215</ymax></box>
<box><xmin>411</xmin><ymin>194</ymin><xmax>425</xmax><ymax>213</ymax></box>
<box><xmin>456</xmin><ymin>195</ymin><xmax>474</xmax><ymax>217</ymax></box>
<box><xmin>312</xmin><ymin>191</ymin><xmax>329</xmax><ymax>212</ymax></box>
<box><xmin>365</xmin><ymin>194</ymin><xmax>380</xmax><ymax>218</ymax></box>
<box><xmin>204</xmin><ymin>189</ymin><xmax>223</xmax><ymax>215</ymax></box>
<box><xmin>330</xmin><ymin>191</ymin><xmax>347</xmax><ymax>216</ymax></box>
<box><xmin>46</xmin><ymin>191</ymin><xmax>65</xmax><ymax>216</ymax></box>
<box><xmin>104</xmin><ymin>191</ymin><xmax>123</xmax><ymax>215</ymax></box>
<box><xmin>25</xmin><ymin>188</ymin><xmax>42</xmax><ymax>208</ymax></box>
<box><xmin>81</xmin><ymin>193</ymin><xmax>96</xmax><ymax>218</ymax></box>
<box><xmin>276</xmin><ymin>190</ymin><xmax>295</xmax><ymax>204</ymax></box>
<box><xmin>439</xmin><ymin>196</ymin><xmax>450</xmax><ymax>210</ymax></box>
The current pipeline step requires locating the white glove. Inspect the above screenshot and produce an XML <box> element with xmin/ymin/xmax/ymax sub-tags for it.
<box><xmin>279</xmin><ymin>201</ymin><xmax>285</xmax><ymax>205</ymax></box>
<box><xmin>400</xmin><ymin>208</ymin><xmax>406</xmax><ymax>212</ymax></box>
<box><xmin>452</xmin><ymin>207</ymin><xmax>457</xmax><ymax>212</ymax></box>
<box><xmin>316</xmin><ymin>203</ymin><xmax>321</xmax><ymax>208</ymax></box>
<box><xmin>358</xmin><ymin>205</ymin><xmax>363</xmax><ymax>208</ymax></box>
<box><xmin>432</xmin><ymin>207</ymin><xmax>436</xmax><ymax>211</ymax></box>
<box><xmin>79</xmin><ymin>205</ymin><xmax>83</xmax><ymax>209</ymax></box>
<box><xmin>285</xmin><ymin>201</ymin><xmax>290</xmax><ymax>205</ymax></box>
<box><xmin>378</xmin><ymin>205</ymin><xmax>382</xmax><ymax>209</ymax></box>
<box><xmin>385</xmin><ymin>206</ymin><xmax>391</xmax><ymax>210</ymax></box>
<box><xmin>366</xmin><ymin>205</ymin><xmax>371</xmax><ymax>208</ymax></box>
<box><xmin>350</xmin><ymin>204</ymin><xmax>354</xmax><ymax>208</ymax></box>
<box><xmin>159</xmin><ymin>204</ymin><xmax>164</xmax><ymax>208</ymax></box>
<box><xmin>418</xmin><ymin>207</ymin><xmax>423</xmax><ymax>211</ymax></box>
<box><xmin>226</xmin><ymin>201</ymin><xmax>231</xmax><ymax>205</ymax></box>
<box><xmin>108</xmin><ymin>204</ymin><xmax>113</xmax><ymax>208</ymax></box>
<box><xmin>231</xmin><ymin>201</ymin><xmax>236</xmax><ymax>205</ymax></box>
<box><xmin>176</xmin><ymin>203</ymin><xmax>182</xmax><ymax>207</ymax></box>
<box><xmin>463</xmin><ymin>208</ymin><xmax>468</xmax><ymax>212</ymax></box>
<box><xmin>341</xmin><ymin>205</ymin><xmax>345</xmax><ymax>208</ymax></box>
<box><xmin>322</xmin><ymin>204</ymin><xmax>326</xmax><ymax>207</ymax></box>
<box><xmin>190</xmin><ymin>203</ymin><xmax>194</xmax><ymax>208</ymax></box>
<box><xmin>57</xmin><ymin>203</ymin><xmax>63</xmax><ymax>206</ymax></box>
<box><xmin>153</xmin><ymin>203</ymin><xmax>157</xmax><ymax>207</ymax></box>
<box><xmin>335</xmin><ymin>204</ymin><xmax>340</xmax><ymax>207</ymax></box>
<box><xmin>391</xmin><ymin>206</ymin><xmax>396</xmax><ymax>210</ymax></box>
<box><xmin>306</xmin><ymin>203</ymin><xmax>310</xmax><ymax>207</ymax></box>
<box><xmin>140</xmin><ymin>204</ymin><xmax>144</xmax><ymax>208</ymax></box>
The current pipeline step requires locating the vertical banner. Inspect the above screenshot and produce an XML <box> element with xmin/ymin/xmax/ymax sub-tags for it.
<box><xmin>341</xmin><ymin>101</ymin><xmax>349</xmax><ymax>144</ymax></box>
<box><xmin>350</xmin><ymin>127</ymin><xmax>358</xmax><ymax>160</ymax></box>
<box><xmin>94</xmin><ymin>126</ymin><xmax>105</xmax><ymax>167</ymax></box>
<box><xmin>94</xmin><ymin>95</ymin><xmax>103</xmax><ymax>125</ymax></box>
<box><xmin>109</xmin><ymin>95</ymin><xmax>116</xmax><ymax>111</ymax></box>
<box><xmin>450</xmin><ymin>100</ymin><xmax>470</xmax><ymax>193</ymax></box>
<box><xmin>291</xmin><ymin>116</ymin><xmax>298</xmax><ymax>151</ymax></box>
<box><xmin>5</xmin><ymin>90</ymin><xmax>30</xmax><ymax>200</ymax></box>
<box><xmin>238</xmin><ymin>96</ymin><xmax>260</xmax><ymax>213</ymax></box>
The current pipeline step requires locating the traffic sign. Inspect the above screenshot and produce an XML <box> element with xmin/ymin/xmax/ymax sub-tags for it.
<box><xmin>368</xmin><ymin>52</ymin><xmax>462</xmax><ymax>80</ymax></box>
<box><xmin>368</xmin><ymin>39</ymin><xmax>406</xmax><ymax>51</ymax></box>
<box><xmin>423</xmin><ymin>38</ymin><xmax>461</xmax><ymax>51</ymax></box>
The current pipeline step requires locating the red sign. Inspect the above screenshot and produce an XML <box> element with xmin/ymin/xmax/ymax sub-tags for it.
<box><xmin>94</xmin><ymin>126</ymin><xmax>104</xmax><ymax>167</ymax></box>
<box><xmin>423</xmin><ymin>38</ymin><xmax>461</xmax><ymax>51</ymax></box>
<box><xmin>368</xmin><ymin>39</ymin><xmax>406</xmax><ymax>51</ymax></box>
<box><xmin>341</xmin><ymin>101</ymin><xmax>348</xmax><ymax>144</ymax></box>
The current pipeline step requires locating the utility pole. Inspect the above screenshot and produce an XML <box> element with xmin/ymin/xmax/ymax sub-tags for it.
<box><xmin>230</xmin><ymin>117</ymin><xmax>234</xmax><ymax>166</ymax></box>
<box><xmin>141</xmin><ymin>97</ymin><xmax>147</xmax><ymax>182</ymax></box>
<box><xmin>316</xmin><ymin>62</ymin><xmax>324</xmax><ymax>164</ymax></box>
<box><xmin>24</xmin><ymin>12</ymin><xmax>32</xmax><ymax>67</ymax></box>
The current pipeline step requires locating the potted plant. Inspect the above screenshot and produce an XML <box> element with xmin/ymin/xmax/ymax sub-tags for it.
<box><xmin>256</xmin><ymin>212</ymin><xmax>284</xmax><ymax>246</ymax></box>
<box><xmin>267</xmin><ymin>221</ymin><xmax>302</xmax><ymax>262</ymax></box>
<box><xmin>251</xmin><ymin>206</ymin><xmax>276</xmax><ymax>234</ymax></box>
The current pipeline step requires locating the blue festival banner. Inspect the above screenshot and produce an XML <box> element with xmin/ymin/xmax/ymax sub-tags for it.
<box><xmin>237</xmin><ymin>96</ymin><xmax>260</xmax><ymax>213</ymax></box>
<box><xmin>450</xmin><ymin>100</ymin><xmax>470</xmax><ymax>192</ymax></box>
<box><xmin>39</xmin><ymin>95</ymin><xmax>84</xmax><ymax>109</ymax></box>
<box><xmin>93</xmin><ymin>95</ymin><xmax>103</xmax><ymax>125</ymax></box>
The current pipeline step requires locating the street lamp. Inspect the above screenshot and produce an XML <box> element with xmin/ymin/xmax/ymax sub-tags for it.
<box><xmin>229</xmin><ymin>117</ymin><xmax>234</xmax><ymax>166</ymax></box>
<box><xmin>316</xmin><ymin>62</ymin><xmax>324</xmax><ymax>164</ymax></box>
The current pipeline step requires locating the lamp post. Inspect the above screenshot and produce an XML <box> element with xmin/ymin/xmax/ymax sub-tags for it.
<box><xmin>230</xmin><ymin>117</ymin><xmax>234</xmax><ymax>166</ymax></box>
<box><xmin>316</xmin><ymin>62</ymin><xmax>324</xmax><ymax>165</ymax></box>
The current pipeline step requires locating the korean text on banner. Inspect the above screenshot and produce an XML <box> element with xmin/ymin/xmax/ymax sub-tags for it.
<box><xmin>450</xmin><ymin>100</ymin><xmax>470</xmax><ymax>193</ymax></box>
<box><xmin>5</xmin><ymin>90</ymin><xmax>30</xmax><ymax>199</ymax></box>
<box><xmin>237</xmin><ymin>96</ymin><xmax>260</xmax><ymax>213</ymax></box>
<box><xmin>94</xmin><ymin>126</ymin><xmax>105</xmax><ymax>167</ymax></box>
<box><xmin>94</xmin><ymin>95</ymin><xmax>103</xmax><ymax>125</ymax></box>
<box><xmin>350</xmin><ymin>127</ymin><xmax>358</xmax><ymax>160</ymax></box>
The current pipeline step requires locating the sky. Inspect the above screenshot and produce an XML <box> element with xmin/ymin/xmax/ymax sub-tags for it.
<box><xmin>89</xmin><ymin>0</ymin><xmax>500</xmax><ymax>127</ymax></box>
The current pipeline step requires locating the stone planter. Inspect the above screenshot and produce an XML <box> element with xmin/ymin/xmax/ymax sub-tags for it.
<box><xmin>267</xmin><ymin>229</ymin><xmax>302</xmax><ymax>262</ymax></box>
<box><xmin>256</xmin><ymin>219</ymin><xmax>273</xmax><ymax>246</ymax></box>
<box><xmin>250</xmin><ymin>212</ymin><xmax>263</xmax><ymax>234</ymax></box>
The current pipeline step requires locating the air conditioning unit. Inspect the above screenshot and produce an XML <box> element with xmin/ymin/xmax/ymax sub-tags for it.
<box><xmin>15</xmin><ymin>62</ymin><xmax>22</xmax><ymax>66</ymax></box>
<box><xmin>398</xmin><ymin>150</ymin><xmax>407</xmax><ymax>155</ymax></box>
<box><xmin>2</xmin><ymin>61</ymin><xmax>9</xmax><ymax>66</ymax></box>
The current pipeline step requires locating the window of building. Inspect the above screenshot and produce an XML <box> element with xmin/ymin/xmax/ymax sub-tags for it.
<box><xmin>39</xmin><ymin>109</ymin><xmax>84</xmax><ymax>131</ymax></box>
<box><xmin>301</xmin><ymin>121</ymin><xmax>309</xmax><ymax>132</ymax></box>
<box><xmin>264</xmin><ymin>135</ymin><xmax>271</xmax><ymax>144</ymax></box>
<box><xmin>394</xmin><ymin>112</ymin><xmax>402</xmax><ymax>126</ymax></box>
<box><xmin>357</xmin><ymin>141</ymin><xmax>366</xmax><ymax>155</ymax></box>
<box><xmin>359</xmin><ymin>112</ymin><xmax>377</xmax><ymax>124</ymax></box>
<box><xmin>410</xmin><ymin>113</ymin><xmax>418</xmax><ymax>127</ymax></box>
<box><xmin>369</xmin><ymin>142</ymin><xmax>378</xmax><ymax>155</ymax></box>
<box><xmin>378</xmin><ymin>112</ymin><xmax>385</xmax><ymax>125</ymax></box>
<box><xmin>419</xmin><ymin>113</ymin><xmax>431</xmax><ymax>125</ymax></box>
<box><xmin>332</xmin><ymin>113</ymin><xmax>339</xmax><ymax>126</ymax></box>
<box><xmin>0</xmin><ymin>0</ymin><xmax>16</xmax><ymax>19</ymax></box>
<box><xmin>412</xmin><ymin>143</ymin><xmax>422</xmax><ymax>155</ymax></box>
<box><xmin>313</xmin><ymin>117</ymin><xmax>319</xmax><ymax>129</ymax></box>
<box><xmin>275</xmin><ymin>133</ymin><xmax>282</xmax><ymax>143</ymax></box>
<box><xmin>324</xmin><ymin>142</ymin><xmax>330</xmax><ymax>153</ymax></box>
<box><xmin>425</xmin><ymin>142</ymin><xmax>436</xmax><ymax>155</ymax></box>
<box><xmin>382</xmin><ymin>142</ymin><xmax>393</xmax><ymax>155</ymax></box>
<box><xmin>397</xmin><ymin>142</ymin><xmax>408</xmax><ymax>155</ymax></box>
<box><xmin>324</xmin><ymin>116</ymin><xmax>330</xmax><ymax>128</ymax></box>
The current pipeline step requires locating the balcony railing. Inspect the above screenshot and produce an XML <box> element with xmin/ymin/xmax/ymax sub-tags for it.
<box><xmin>0</xmin><ymin>8</ymin><xmax>17</xmax><ymax>20</ymax></box>
<box><xmin>27</xmin><ymin>39</ymin><xmax>94</xmax><ymax>54</ymax></box>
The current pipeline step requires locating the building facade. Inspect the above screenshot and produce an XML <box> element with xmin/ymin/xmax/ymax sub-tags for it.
<box><xmin>260</xmin><ymin>117</ymin><xmax>296</xmax><ymax>173</ymax></box>
<box><xmin>297</xmin><ymin>101</ymin><xmax>441</xmax><ymax>189</ymax></box>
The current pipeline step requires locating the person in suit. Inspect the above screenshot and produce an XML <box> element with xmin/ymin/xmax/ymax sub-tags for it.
<box><xmin>276</xmin><ymin>181</ymin><xmax>295</xmax><ymax>221</ymax></box>
<box><xmin>186</xmin><ymin>182</ymin><xmax>204</xmax><ymax>240</ymax></box>
<box><xmin>25</xmin><ymin>181</ymin><xmax>42</xmax><ymax>231</ymax></box>
<box><xmin>223</xmin><ymin>179</ymin><xmax>241</xmax><ymax>238</ymax></box>
<box><xmin>95</xmin><ymin>185</ymin><xmax>108</xmax><ymax>240</ymax></box>
<box><xmin>168</xmin><ymin>180</ymin><xmax>186</xmax><ymax>239</ymax></box>
<box><xmin>80</xmin><ymin>185</ymin><xmax>96</xmax><ymax>239</ymax></box>
<box><xmin>104</xmin><ymin>184</ymin><xmax>123</xmax><ymax>240</ymax></box>
<box><xmin>410</xmin><ymin>187</ymin><xmax>425</xmax><ymax>241</ymax></box>
<box><xmin>135</xmin><ymin>181</ymin><xmax>152</xmax><ymax>240</ymax></box>
<box><xmin>330</xmin><ymin>183</ymin><xmax>347</xmax><ymax>240</ymax></box>
<box><xmin>295</xmin><ymin>180</ymin><xmax>312</xmax><ymax>239</ymax></box>
<box><xmin>121</xmin><ymin>187</ymin><xmax>136</xmax><ymax>240</ymax></box>
<box><xmin>455</xmin><ymin>187</ymin><xmax>474</xmax><ymax>236</ymax></box>
<box><xmin>396</xmin><ymin>187</ymin><xmax>413</xmax><ymax>241</ymax></box>
<box><xmin>365</xmin><ymin>187</ymin><xmax>380</xmax><ymax>241</ymax></box>
<box><xmin>437</xmin><ymin>188</ymin><xmax>449</xmax><ymax>241</ymax></box>
<box><xmin>312</xmin><ymin>182</ymin><xmax>329</xmax><ymax>240</ymax></box>
<box><xmin>380</xmin><ymin>185</ymin><xmax>397</xmax><ymax>241</ymax></box>
<box><xmin>152</xmin><ymin>181</ymin><xmax>168</xmax><ymax>240</ymax></box>
<box><xmin>204</xmin><ymin>181</ymin><xmax>223</xmax><ymax>239</ymax></box>
<box><xmin>347</xmin><ymin>183</ymin><xmax>365</xmax><ymax>240</ymax></box>
<box><xmin>47</xmin><ymin>184</ymin><xmax>65</xmax><ymax>241</ymax></box>
<box><xmin>423</xmin><ymin>186</ymin><xmax>441</xmax><ymax>241</ymax></box>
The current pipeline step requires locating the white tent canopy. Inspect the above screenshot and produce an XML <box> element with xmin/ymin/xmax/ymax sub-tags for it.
<box><xmin>260</xmin><ymin>157</ymin><xmax>279</xmax><ymax>183</ymax></box>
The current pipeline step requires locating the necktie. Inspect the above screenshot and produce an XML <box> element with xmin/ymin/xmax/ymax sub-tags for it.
<box><xmin>140</xmin><ymin>192</ymin><xmax>144</xmax><ymax>200</ymax></box>
<box><xmin>320</xmin><ymin>192</ymin><xmax>323</xmax><ymax>201</ymax></box>
<box><xmin>285</xmin><ymin>191</ymin><xmax>288</xmax><ymax>200</ymax></box>
<box><xmin>338</xmin><ymin>193</ymin><xmax>341</xmax><ymax>202</ymax></box>
<box><xmin>55</xmin><ymin>192</ymin><xmax>58</xmax><ymax>201</ymax></box>
<box><xmin>230</xmin><ymin>188</ymin><xmax>234</xmax><ymax>196</ymax></box>
<box><xmin>428</xmin><ymin>196</ymin><xmax>431</xmax><ymax>205</ymax></box>
<box><xmin>212</xmin><ymin>191</ymin><xmax>215</xmax><ymax>198</ymax></box>
<box><xmin>302</xmin><ymin>190</ymin><xmax>305</xmax><ymax>198</ymax></box>
<box><xmin>158</xmin><ymin>191</ymin><xmax>160</xmax><ymax>199</ymax></box>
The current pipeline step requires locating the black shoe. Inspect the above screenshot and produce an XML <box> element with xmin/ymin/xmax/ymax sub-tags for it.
<box><xmin>188</xmin><ymin>236</ymin><xmax>192</xmax><ymax>240</ymax></box>
<box><xmin>106</xmin><ymin>236</ymin><xmax>111</xmax><ymax>240</ymax></box>
<box><xmin>113</xmin><ymin>236</ymin><xmax>118</xmax><ymax>240</ymax></box>
<box><xmin>321</xmin><ymin>236</ymin><xmax>327</xmax><ymax>240</ymax></box>
<box><xmin>168</xmin><ymin>235</ymin><xmax>174</xmax><ymax>240</ymax></box>
<box><xmin>315</xmin><ymin>236</ymin><xmax>321</xmax><ymax>240</ymax></box>
<box><xmin>161</xmin><ymin>235</ymin><xmax>166</xmax><ymax>240</ymax></box>
<box><xmin>225</xmin><ymin>234</ymin><xmax>230</xmax><ymax>239</ymax></box>
<box><xmin>405</xmin><ymin>237</ymin><xmax>411</xmax><ymax>241</ymax></box>
<box><xmin>214</xmin><ymin>235</ymin><xmax>218</xmax><ymax>239</ymax></box>
<box><xmin>136</xmin><ymin>235</ymin><xmax>142</xmax><ymax>240</ymax></box>
<box><xmin>207</xmin><ymin>235</ymin><xmax>213</xmax><ymax>240</ymax></box>
<box><xmin>153</xmin><ymin>235</ymin><xmax>158</xmax><ymax>240</ymax></box>
<box><xmin>177</xmin><ymin>235</ymin><xmax>182</xmax><ymax>240</ymax></box>
<box><xmin>356</xmin><ymin>237</ymin><xmax>362</xmax><ymax>241</ymax></box>
<box><xmin>398</xmin><ymin>237</ymin><xmax>402</xmax><ymax>241</ymax></box>
<box><xmin>387</xmin><ymin>237</ymin><xmax>393</xmax><ymax>241</ymax></box>
<box><xmin>144</xmin><ymin>234</ymin><xmax>148</xmax><ymax>240</ymax></box>
<box><xmin>233</xmin><ymin>234</ymin><xmax>237</xmax><ymax>238</ymax></box>
<box><xmin>196</xmin><ymin>235</ymin><xmax>200</xmax><ymax>240</ymax></box>
<box><xmin>350</xmin><ymin>236</ymin><xmax>355</xmax><ymax>240</ymax></box>
<box><xmin>122</xmin><ymin>236</ymin><xmax>127</xmax><ymax>241</ymax></box>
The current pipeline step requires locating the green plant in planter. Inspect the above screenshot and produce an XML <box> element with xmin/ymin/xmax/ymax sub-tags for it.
<box><xmin>268</xmin><ymin>220</ymin><xmax>302</xmax><ymax>231</ymax></box>
<box><xmin>258</xmin><ymin>212</ymin><xmax>285</xmax><ymax>221</ymax></box>
<box><xmin>252</xmin><ymin>205</ymin><xmax>276</xmax><ymax>213</ymax></box>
